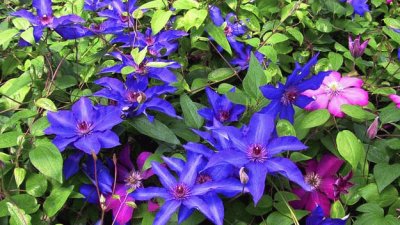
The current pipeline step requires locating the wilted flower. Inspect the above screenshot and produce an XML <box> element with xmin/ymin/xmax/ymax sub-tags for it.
<box><xmin>260</xmin><ymin>54</ymin><xmax>329</xmax><ymax>123</ymax></box>
<box><xmin>348</xmin><ymin>35</ymin><xmax>369</xmax><ymax>58</ymax></box>
<box><xmin>198</xmin><ymin>87</ymin><xmax>246</xmax><ymax>126</ymax></box>
<box><xmin>291</xmin><ymin>155</ymin><xmax>345</xmax><ymax>216</ymax></box>
<box><xmin>44</xmin><ymin>97</ymin><xmax>122</xmax><ymax>154</ymax></box>
<box><xmin>367</xmin><ymin>117</ymin><xmax>379</xmax><ymax>139</ymax></box>
<box><xmin>11</xmin><ymin>0</ymin><xmax>87</xmax><ymax>46</ymax></box>
<box><xmin>306</xmin><ymin>206</ymin><xmax>348</xmax><ymax>225</ymax></box>
<box><xmin>303</xmin><ymin>71</ymin><xmax>369</xmax><ymax>117</ymax></box>
<box><xmin>389</xmin><ymin>94</ymin><xmax>400</xmax><ymax>109</ymax></box>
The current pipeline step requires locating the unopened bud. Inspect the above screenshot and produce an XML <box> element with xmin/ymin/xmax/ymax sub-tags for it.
<box><xmin>126</xmin><ymin>201</ymin><xmax>137</xmax><ymax>208</ymax></box>
<box><xmin>367</xmin><ymin>116</ymin><xmax>379</xmax><ymax>139</ymax></box>
<box><xmin>100</xmin><ymin>194</ymin><xmax>107</xmax><ymax>210</ymax></box>
<box><xmin>239</xmin><ymin>167</ymin><xmax>249</xmax><ymax>184</ymax></box>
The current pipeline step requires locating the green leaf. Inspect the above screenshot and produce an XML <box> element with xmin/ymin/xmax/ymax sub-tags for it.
<box><xmin>243</xmin><ymin>53</ymin><xmax>267</xmax><ymax>99</ymax></box>
<box><xmin>330</xmin><ymin>201</ymin><xmax>345</xmax><ymax>218</ymax></box>
<box><xmin>26</xmin><ymin>174</ymin><xmax>48</xmax><ymax>197</ymax></box>
<box><xmin>20</xmin><ymin>27</ymin><xmax>35</xmax><ymax>45</ymax></box>
<box><xmin>328</xmin><ymin>52</ymin><xmax>343</xmax><ymax>71</ymax></box>
<box><xmin>341</xmin><ymin>104</ymin><xmax>376</xmax><ymax>121</ymax></box>
<box><xmin>172</xmin><ymin>0</ymin><xmax>199</xmax><ymax>9</ymax></box>
<box><xmin>121</xmin><ymin>66</ymin><xmax>135</xmax><ymax>75</ymax></box>
<box><xmin>127</xmin><ymin>116</ymin><xmax>180</xmax><ymax>145</ymax></box>
<box><xmin>30</xmin><ymin>117</ymin><xmax>50</xmax><ymax>137</ymax></box>
<box><xmin>0</xmin><ymin>29</ymin><xmax>19</xmax><ymax>46</ymax></box>
<box><xmin>12</xmin><ymin>18</ymin><xmax>31</xmax><ymax>30</ymax></box>
<box><xmin>142</xmin><ymin>153</ymin><xmax>163</xmax><ymax>170</ymax></box>
<box><xmin>299</xmin><ymin>109</ymin><xmax>330</xmax><ymax>129</ymax></box>
<box><xmin>316</xmin><ymin>18</ymin><xmax>333</xmax><ymax>33</ymax></box>
<box><xmin>180</xmin><ymin>94</ymin><xmax>203</xmax><ymax>129</ymax></box>
<box><xmin>0</xmin><ymin>131</ymin><xmax>21</xmax><ymax>148</ymax></box>
<box><xmin>276</xmin><ymin>119</ymin><xmax>296</xmax><ymax>136</ymax></box>
<box><xmin>206</xmin><ymin>23</ymin><xmax>232</xmax><ymax>55</ymax></box>
<box><xmin>208</xmin><ymin>68</ymin><xmax>234</xmax><ymax>82</ymax></box>
<box><xmin>266</xmin><ymin>212</ymin><xmax>293</xmax><ymax>225</ymax></box>
<box><xmin>265</xmin><ymin>33</ymin><xmax>289</xmax><ymax>44</ymax></box>
<box><xmin>43</xmin><ymin>185</ymin><xmax>74</xmax><ymax>217</ymax></box>
<box><xmin>373</xmin><ymin>163</ymin><xmax>400</xmax><ymax>193</ymax></box>
<box><xmin>35</xmin><ymin>98</ymin><xmax>57</xmax><ymax>112</ymax></box>
<box><xmin>7</xmin><ymin>203</ymin><xmax>31</xmax><ymax>225</ymax></box>
<box><xmin>151</xmin><ymin>10</ymin><xmax>172</xmax><ymax>35</ymax></box>
<box><xmin>176</xmin><ymin>9</ymin><xmax>208</xmax><ymax>31</ymax></box>
<box><xmin>131</xmin><ymin>47</ymin><xmax>147</xmax><ymax>65</ymax></box>
<box><xmin>336</xmin><ymin>130</ymin><xmax>364</xmax><ymax>169</ymax></box>
<box><xmin>146</xmin><ymin>61</ymin><xmax>175</xmax><ymax>68</ymax></box>
<box><xmin>258</xmin><ymin>45</ymin><xmax>278</xmax><ymax>63</ymax></box>
<box><xmin>13</xmin><ymin>168</ymin><xmax>26</xmax><ymax>188</ymax></box>
<box><xmin>286</xmin><ymin>27</ymin><xmax>303</xmax><ymax>45</ymax></box>
<box><xmin>29</xmin><ymin>141</ymin><xmax>63</xmax><ymax>183</ymax></box>
<box><xmin>0</xmin><ymin>194</ymin><xmax>39</xmax><ymax>217</ymax></box>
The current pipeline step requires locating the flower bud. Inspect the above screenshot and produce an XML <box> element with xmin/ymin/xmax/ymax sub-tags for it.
<box><xmin>239</xmin><ymin>167</ymin><xmax>249</xmax><ymax>184</ymax></box>
<box><xmin>367</xmin><ymin>116</ymin><xmax>379</xmax><ymax>139</ymax></box>
<box><xmin>348</xmin><ymin>35</ymin><xmax>369</xmax><ymax>58</ymax></box>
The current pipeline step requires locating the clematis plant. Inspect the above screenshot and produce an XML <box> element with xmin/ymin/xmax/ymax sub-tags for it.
<box><xmin>197</xmin><ymin>87</ymin><xmax>246</xmax><ymax>126</ymax></box>
<box><xmin>205</xmin><ymin>113</ymin><xmax>311</xmax><ymax>204</ymax></box>
<box><xmin>303</xmin><ymin>71</ymin><xmax>369</xmax><ymax>117</ymax></box>
<box><xmin>259</xmin><ymin>54</ymin><xmax>329</xmax><ymax>123</ymax></box>
<box><xmin>44</xmin><ymin>97</ymin><xmax>122</xmax><ymax>154</ymax></box>
<box><xmin>94</xmin><ymin>77</ymin><xmax>178</xmax><ymax>121</ymax></box>
<box><xmin>12</xmin><ymin>0</ymin><xmax>87</xmax><ymax>46</ymax></box>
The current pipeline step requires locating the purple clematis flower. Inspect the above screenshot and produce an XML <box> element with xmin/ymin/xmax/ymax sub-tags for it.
<box><xmin>44</xmin><ymin>97</ymin><xmax>122</xmax><ymax>154</ymax></box>
<box><xmin>131</xmin><ymin>154</ymin><xmax>244</xmax><ymax>225</ymax></box>
<box><xmin>97</xmin><ymin>0</ymin><xmax>138</xmax><ymax>28</ymax></box>
<box><xmin>208</xmin><ymin>5</ymin><xmax>247</xmax><ymax>37</ymax></box>
<box><xmin>93</xmin><ymin>77</ymin><xmax>178</xmax><ymax>121</ymax></box>
<box><xmin>205</xmin><ymin>113</ymin><xmax>311</xmax><ymax>204</ymax></box>
<box><xmin>11</xmin><ymin>0</ymin><xmax>87</xmax><ymax>46</ymax></box>
<box><xmin>100</xmin><ymin>52</ymin><xmax>179</xmax><ymax>85</ymax></box>
<box><xmin>198</xmin><ymin>87</ymin><xmax>246</xmax><ymax>126</ymax></box>
<box><xmin>306</xmin><ymin>206</ymin><xmax>348</xmax><ymax>225</ymax></box>
<box><xmin>340</xmin><ymin>0</ymin><xmax>369</xmax><ymax>16</ymax></box>
<box><xmin>348</xmin><ymin>35</ymin><xmax>369</xmax><ymax>58</ymax></box>
<box><xmin>87</xmin><ymin>20</ymin><xmax>125</xmax><ymax>35</ymax></box>
<box><xmin>112</xmin><ymin>28</ymin><xmax>188</xmax><ymax>57</ymax></box>
<box><xmin>333</xmin><ymin>171</ymin><xmax>354</xmax><ymax>199</ymax></box>
<box><xmin>84</xmin><ymin>0</ymin><xmax>111</xmax><ymax>11</ymax></box>
<box><xmin>259</xmin><ymin>54</ymin><xmax>329</xmax><ymax>123</ymax></box>
<box><xmin>230</xmin><ymin>41</ymin><xmax>264</xmax><ymax>70</ymax></box>
<box><xmin>291</xmin><ymin>155</ymin><xmax>345</xmax><ymax>216</ymax></box>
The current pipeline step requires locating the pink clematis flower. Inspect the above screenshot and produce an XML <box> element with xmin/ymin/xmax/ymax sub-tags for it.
<box><xmin>388</xmin><ymin>94</ymin><xmax>400</xmax><ymax>109</ymax></box>
<box><xmin>105</xmin><ymin>184</ymin><xmax>136</xmax><ymax>224</ymax></box>
<box><xmin>290</xmin><ymin>155</ymin><xmax>344</xmax><ymax>216</ymax></box>
<box><xmin>303</xmin><ymin>71</ymin><xmax>369</xmax><ymax>117</ymax></box>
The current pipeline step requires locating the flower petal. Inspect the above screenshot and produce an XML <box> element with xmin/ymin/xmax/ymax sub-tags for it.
<box><xmin>153</xmin><ymin>200</ymin><xmax>181</xmax><ymax>225</ymax></box>
<box><xmin>179</xmin><ymin>154</ymin><xmax>203</xmax><ymax>187</ymax></box>
<box><xmin>152</xmin><ymin>162</ymin><xmax>177</xmax><ymax>190</ymax></box>
<box><xmin>131</xmin><ymin>187</ymin><xmax>170</xmax><ymax>201</ymax></box>
<box><xmin>246</xmin><ymin>113</ymin><xmax>275</xmax><ymax>146</ymax></box>
<box><xmin>33</xmin><ymin>0</ymin><xmax>52</xmax><ymax>17</ymax></box>
<box><xmin>247</xmin><ymin>162</ymin><xmax>268</xmax><ymax>205</ymax></box>
<box><xmin>267</xmin><ymin>136</ymin><xmax>308</xmax><ymax>156</ymax></box>
<box><xmin>316</xmin><ymin>154</ymin><xmax>344</xmax><ymax>178</ymax></box>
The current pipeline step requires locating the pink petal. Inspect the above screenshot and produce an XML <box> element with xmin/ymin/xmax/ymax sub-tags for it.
<box><xmin>319</xmin><ymin>177</ymin><xmax>336</xmax><ymax>200</ymax></box>
<box><xmin>322</xmin><ymin>71</ymin><xmax>341</xmax><ymax>85</ymax></box>
<box><xmin>339</xmin><ymin>77</ymin><xmax>363</xmax><ymax>88</ymax></box>
<box><xmin>389</xmin><ymin>94</ymin><xmax>400</xmax><ymax>106</ymax></box>
<box><xmin>148</xmin><ymin>199</ymin><xmax>160</xmax><ymax>212</ymax></box>
<box><xmin>341</xmin><ymin>88</ymin><xmax>369</xmax><ymax>106</ymax></box>
<box><xmin>328</xmin><ymin>96</ymin><xmax>349</xmax><ymax>117</ymax></box>
<box><xmin>137</xmin><ymin>151</ymin><xmax>152</xmax><ymax>171</ymax></box>
<box><xmin>317</xmin><ymin>154</ymin><xmax>344</xmax><ymax>177</ymax></box>
<box><xmin>308</xmin><ymin>93</ymin><xmax>330</xmax><ymax>110</ymax></box>
<box><xmin>119</xmin><ymin>144</ymin><xmax>134</xmax><ymax>171</ymax></box>
<box><xmin>112</xmin><ymin>201</ymin><xmax>134</xmax><ymax>224</ymax></box>
<box><xmin>306</xmin><ymin>191</ymin><xmax>331</xmax><ymax>216</ymax></box>
<box><xmin>290</xmin><ymin>187</ymin><xmax>309</xmax><ymax>209</ymax></box>
<box><xmin>305</xmin><ymin>160</ymin><xmax>318</xmax><ymax>174</ymax></box>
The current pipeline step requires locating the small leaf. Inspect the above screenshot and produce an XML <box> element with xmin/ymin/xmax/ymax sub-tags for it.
<box><xmin>0</xmin><ymin>29</ymin><xmax>19</xmax><ymax>46</ymax></box>
<box><xmin>276</xmin><ymin>119</ymin><xmax>296</xmax><ymax>136</ymax></box>
<box><xmin>208</xmin><ymin>68</ymin><xmax>234</xmax><ymax>82</ymax></box>
<box><xmin>146</xmin><ymin>61</ymin><xmax>174</xmax><ymax>68</ymax></box>
<box><xmin>26</xmin><ymin>174</ymin><xmax>48</xmax><ymax>197</ymax></box>
<box><xmin>20</xmin><ymin>27</ymin><xmax>35</xmax><ymax>45</ymax></box>
<box><xmin>373</xmin><ymin>163</ymin><xmax>400</xmax><ymax>193</ymax></box>
<box><xmin>121</xmin><ymin>66</ymin><xmax>135</xmax><ymax>75</ymax></box>
<box><xmin>151</xmin><ymin>10</ymin><xmax>172</xmax><ymax>35</ymax></box>
<box><xmin>206</xmin><ymin>23</ymin><xmax>232</xmax><ymax>55</ymax></box>
<box><xmin>243</xmin><ymin>53</ymin><xmax>267</xmax><ymax>99</ymax></box>
<box><xmin>6</xmin><ymin>203</ymin><xmax>31</xmax><ymax>225</ymax></box>
<box><xmin>328</xmin><ymin>52</ymin><xmax>343</xmax><ymax>71</ymax></box>
<box><xmin>43</xmin><ymin>185</ymin><xmax>74</xmax><ymax>217</ymax></box>
<box><xmin>131</xmin><ymin>47</ymin><xmax>147</xmax><ymax>65</ymax></box>
<box><xmin>265</xmin><ymin>33</ymin><xmax>289</xmax><ymax>44</ymax></box>
<box><xmin>336</xmin><ymin>130</ymin><xmax>364</xmax><ymax>169</ymax></box>
<box><xmin>0</xmin><ymin>131</ymin><xmax>21</xmax><ymax>148</ymax></box>
<box><xmin>13</xmin><ymin>168</ymin><xmax>26</xmax><ymax>188</ymax></box>
<box><xmin>286</xmin><ymin>27</ymin><xmax>303</xmax><ymax>45</ymax></box>
<box><xmin>29</xmin><ymin>141</ymin><xmax>63</xmax><ymax>183</ymax></box>
<box><xmin>341</xmin><ymin>104</ymin><xmax>376</xmax><ymax>121</ymax></box>
<box><xmin>35</xmin><ymin>98</ymin><xmax>57</xmax><ymax>112</ymax></box>
<box><xmin>12</xmin><ymin>18</ymin><xmax>31</xmax><ymax>30</ymax></box>
<box><xmin>330</xmin><ymin>201</ymin><xmax>345</xmax><ymax>218</ymax></box>
<box><xmin>172</xmin><ymin>0</ymin><xmax>199</xmax><ymax>10</ymax></box>
<box><xmin>180</xmin><ymin>94</ymin><xmax>204</xmax><ymax>129</ymax></box>
<box><xmin>299</xmin><ymin>109</ymin><xmax>330</xmax><ymax>129</ymax></box>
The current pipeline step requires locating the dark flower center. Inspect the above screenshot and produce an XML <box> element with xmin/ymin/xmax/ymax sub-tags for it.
<box><xmin>135</xmin><ymin>63</ymin><xmax>147</xmax><ymax>74</ymax></box>
<box><xmin>171</xmin><ymin>183</ymin><xmax>190</xmax><ymax>200</ymax></box>
<box><xmin>217</xmin><ymin>110</ymin><xmax>230</xmax><ymax>122</ymax></box>
<box><xmin>91</xmin><ymin>23</ymin><xmax>103</xmax><ymax>32</ymax></box>
<box><xmin>145</xmin><ymin>36</ymin><xmax>154</xmax><ymax>46</ymax></box>
<box><xmin>281</xmin><ymin>88</ymin><xmax>298</xmax><ymax>105</ymax></box>
<box><xmin>77</xmin><ymin>121</ymin><xmax>92</xmax><ymax>135</ymax></box>
<box><xmin>40</xmin><ymin>15</ymin><xmax>54</xmax><ymax>25</ymax></box>
<box><xmin>224</xmin><ymin>26</ymin><xmax>233</xmax><ymax>36</ymax></box>
<box><xmin>120</xmin><ymin>12</ymin><xmax>129</xmax><ymax>22</ymax></box>
<box><xmin>327</xmin><ymin>82</ymin><xmax>343</xmax><ymax>96</ymax></box>
<box><xmin>305</xmin><ymin>172</ymin><xmax>322</xmax><ymax>189</ymax></box>
<box><xmin>124</xmin><ymin>171</ymin><xmax>143</xmax><ymax>190</ymax></box>
<box><xmin>196</xmin><ymin>174</ymin><xmax>212</xmax><ymax>184</ymax></box>
<box><xmin>126</xmin><ymin>91</ymin><xmax>146</xmax><ymax>103</ymax></box>
<box><xmin>247</xmin><ymin>144</ymin><xmax>268</xmax><ymax>163</ymax></box>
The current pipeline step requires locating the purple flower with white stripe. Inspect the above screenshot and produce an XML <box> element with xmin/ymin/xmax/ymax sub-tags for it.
<box><xmin>44</xmin><ymin>97</ymin><xmax>122</xmax><ymax>154</ymax></box>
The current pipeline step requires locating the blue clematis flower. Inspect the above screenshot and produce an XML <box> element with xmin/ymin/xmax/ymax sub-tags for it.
<box><xmin>112</xmin><ymin>28</ymin><xmax>188</xmax><ymax>57</ymax></box>
<box><xmin>306</xmin><ymin>206</ymin><xmax>348</xmax><ymax>225</ymax></box>
<box><xmin>97</xmin><ymin>0</ymin><xmax>138</xmax><ymax>28</ymax></box>
<box><xmin>205</xmin><ymin>113</ymin><xmax>312</xmax><ymax>204</ymax></box>
<box><xmin>208</xmin><ymin>5</ymin><xmax>247</xmax><ymax>37</ymax></box>
<box><xmin>100</xmin><ymin>52</ymin><xmax>179</xmax><ymax>85</ymax></box>
<box><xmin>94</xmin><ymin>77</ymin><xmax>179</xmax><ymax>121</ymax></box>
<box><xmin>131</xmin><ymin>154</ymin><xmax>245</xmax><ymax>225</ymax></box>
<box><xmin>84</xmin><ymin>0</ymin><xmax>111</xmax><ymax>12</ymax></box>
<box><xmin>44</xmin><ymin>97</ymin><xmax>122</xmax><ymax>154</ymax></box>
<box><xmin>340</xmin><ymin>0</ymin><xmax>369</xmax><ymax>17</ymax></box>
<box><xmin>11</xmin><ymin>0</ymin><xmax>88</xmax><ymax>46</ymax></box>
<box><xmin>259</xmin><ymin>54</ymin><xmax>329</xmax><ymax>123</ymax></box>
<box><xmin>230</xmin><ymin>41</ymin><xmax>264</xmax><ymax>70</ymax></box>
<box><xmin>198</xmin><ymin>87</ymin><xmax>246</xmax><ymax>126</ymax></box>
<box><xmin>86</xmin><ymin>20</ymin><xmax>124</xmax><ymax>35</ymax></box>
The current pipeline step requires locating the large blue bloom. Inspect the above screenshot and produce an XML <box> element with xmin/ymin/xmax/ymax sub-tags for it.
<box><xmin>340</xmin><ymin>0</ymin><xmax>369</xmax><ymax>17</ymax></box>
<box><xmin>198</xmin><ymin>87</ymin><xmax>246</xmax><ymax>126</ymax></box>
<box><xmin>208</xmin><ymin>5</ymin><xmax>247</xmax><ymax>38</ymax></box>
<box><xmin>230</xmin><ymin>41</ymin><xmax>264</xmax><ymax>70</ymax></box>
<box><xmin>259</xmin><ymin>54</ymin><xmax>329</xmax><ymax>123</ymax></box>
<box><xmin>131</xmin><ymin>154</ymin><xmax>244</xmax><ymax>225</ymax></box>
<box><xmin>11</xmin><ymin>0</ymin><xmax>88</xmax><ymax>46</ymax></box>
<box><xmin>44</xmin><ymin>97</ymin><xmax>122</xmax><ymax>154</ymax></box>
<box><xmin>306</xmin><ymin>206</ymin><xmax>348</xmax><ymax>225</ymax></box>
<box><xmin>84</xmin><ymin>0</ymin><xmax>111</xmax><ymax>12</ymax></box>
<box><xmin>97</xmin><ymin>0</ymin><xmax>138</xmax><ymax>28</ymax></box>
<box><xmin>94</xmin><ymin>77</ymin><xmax>178</xmax><ymax>121</ymax></box>
<box><xmin>112</xmin><ymin>28</ymin><xmax>188</xmax><ymax>57</ymax></box>
<box><xmin>206</xmin><ymin>113</ymin><xmax>311</xmax><ymax>204</ymax></box>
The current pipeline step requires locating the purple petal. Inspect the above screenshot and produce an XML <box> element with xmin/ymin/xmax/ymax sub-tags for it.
<box><xmin>183</xmin><ymin>196</ymin><xmax>219</xmax><ymax>225</ymax></box>
<box><xmin>205</xmin><ymin>150</ymin><xmax>247</xmax><ymax>169</ymax></box>
<box><xmin>11</xmin><ymin>10</ymin><xmax>38</xmax><ymax>24</ymax></box>
<box><xmin>73</xmin><ymin>135</ymin><xmax>101</xmax><ymax>154</ymax></box>
<box><xmin>152</xmin><ymin>162</ymin><xmax>177</xmax><ymax>190</ymax></box>
<box><xmin>162</xmin><ymin>156</ymin><xmax>185</xmax><ymax>175</ymax></box>
<box><xmin>94</xmin><ymin>77</ymin><xmax>125</xmax><ymax>93</ymax></box>
<box><xmin>97</xmin><ymin>130</ymin><xmax>120</xmax><ymax>149</ymax></box>
<box><xmin>45</xmin><ymin>110</ymin><xmax>77</xmax><ymax>137</ymax></box>
<box><xmin>203</xmin><ymin>192</ymin><xmax>224</xmax><ymax>225</ymax></box>
<box><xmin>71</xmin><ymin>97</ymin><xmax>95</xmax><ymax>123</ymax></box>
<box><xmin>118</xmin><ymin>144</ymin><xmax>134</xmax><ymax>172</ymax></box>
<box><xmin>178</xmin><ymin>205</ymin><xmax>195</xmax><ymax>224</ymax></box>
<box><xmin>260</xmin><ymin>84</ymin><xmax>284</xmax><ymax>100</ymax></box>
<box><xmin>191</xmin><ymin>178</ymin><xmax>246</xmax><ymax>196</ymax></box>
<box><xmin>267</xmin><ymin>136</ymin><xmax>308</xmax><ymax>156</ymax></box>
<box><xmin>208</xmin><ymin>5</ymin><xmax>224</xmax><ymax>26</ymax></box>
<box><xmin>33</xmin><ymin>0</ymin><xmax>52</xmax><ymax>17</ymax></box>
<box><xmin>316</xmin><ymin>154</ymin><xmax>344</xmax><ymax>178</ymax></box>
<box><xmin>92</xmin><ymin>105</ymin><xmax>123</xmax><ymax>131</ymax></box>
<box><xmin>63</xmin><ymin>152</ymin><xmax>84</xmax><ymax>180</ymax></box>
<box><xmin>247</xmin><ymin>162</ymin><xmax>268</xmax><ymax>205</ymax></box>
<box><xmin>52</xmin><ymin>136</ymin><xmax>78</xmax><ymax>151</ymax></box>
<box><xmin>183</xmin><ymin>142</ymin><xmax>214</xmax><ymax>159</ymax></box>
<box><xmin>145</xmin><ymin>98</ymin><xmax>178</xmax><ymax>118</ymax></box>
<box><xmin>80</xmin><ymin>184</ymin><xmax>98</xmax><ymax>204</ymax></box>
<box><xmin>294</xmin><ymin>95</ymin><xmax>315</xmax><ymax>109</ymax></box>
<box><xmin>153</xmin><ymin>200</ymin><xmax>181</xmax><ymax>225</ymax></box>
<box><xmin>179</xmin><ymin>154</ymin><xmax>203</xmax><ymax>187</ymax></box>
<box><xmin>246</xmin><ymin>113</ymin><xmax>274</xmax><ymax>146</ymax></box>
<box><xmin>279</xmin><ymin>105</ymin><xmax>295</xmax><ymax>123</ymax></box>
<box><xmin>131</xmin><ymin>187</ymin><xmax>170</xmax><ymax>200</ymax></box>
<box><xmin>137</xmin><ymin>151</ymin><xmax>152</xmax><ymax>172</ymax></box>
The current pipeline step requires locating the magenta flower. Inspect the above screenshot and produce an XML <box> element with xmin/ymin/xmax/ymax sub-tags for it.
<box><xmin>333</xmin><ymin>171</ymin><xmax>354</xmax><ymax>199</ymax></box>
<box><xmin>291</xmin><ymin>155</ymin><xmax>344</xmax><ymax>216</ymax></box>
<box><xmin>348</xmin><ymin>35</ymin><xmax>369</xmax><ymax>58</ymax></box>
<box><xmin>303</xmin><ymin>71</ymin><xmax>369</xmax><ymax>117</ymax></box>
<box><xmin>389</xmin><ymin>94</ymin><xmax>400</xmax><ymax>109</ymax></box>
